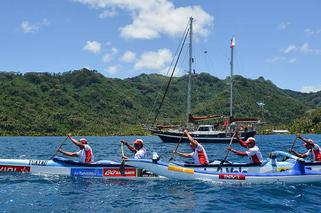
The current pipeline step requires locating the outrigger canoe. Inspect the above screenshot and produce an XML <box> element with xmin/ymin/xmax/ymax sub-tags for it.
<box><xmin>170</xmin><ymin>159</ymin><xmax>292</xmax><ymax>174</ymax></box>
<box><xmin>125</xmin><ymin>152</ymin><xmax>321</xmax><ymax>183</ymax></box>
<box><xmin>169</xmin><ymin>151</ymin><xmax>321</xmax><ymax>173</ymax></box>
<box><xmin>0</xmin><ymin>156</ymin><xmax>159</xmax><ymax>178</ymax></box>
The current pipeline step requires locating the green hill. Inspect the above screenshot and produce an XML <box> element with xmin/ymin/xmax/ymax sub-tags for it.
<box><xmin>290</xmin><ymin>108</ymin><xmax>321</xmax><ymax>133</ymax></box>
<box><xmin>0</xmin><ymin>69</ymin><xmax>319</xmax><ymax>135</ymax></box>
<box><xmin>284</xmin><ymin>89</ymin><xmax>321</xmax><ymax>109</ymax></box>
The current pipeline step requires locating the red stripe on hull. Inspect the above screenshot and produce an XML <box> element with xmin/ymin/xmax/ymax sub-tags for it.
<box><xmin>103</xmin><ymin>168</ymin><xmax>136</xmax><ymax>177</ymax></box>
<box><xmin>0</xmin><ymin>165</ymin><xmax>30</xmax><ymax>173</ymax></box>
<box><xmin>219</xmin><ymin>174</ymin><xmax>245</xmax><ymax>180</ymax></box>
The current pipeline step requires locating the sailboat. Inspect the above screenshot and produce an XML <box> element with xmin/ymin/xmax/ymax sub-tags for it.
<box><xmin>148</xmin><ymin>17</ymin><xmax>258</xmax><ymax>143</ymax></box>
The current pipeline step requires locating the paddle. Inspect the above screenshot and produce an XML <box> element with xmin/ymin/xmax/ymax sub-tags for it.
<box><xmin>168</xmin><ymin>131</ymin><xmax>186</xmax><ymax>162</ymax></box>
<box><xmin>120</xmin><ymin>142</ymin><xmax>126</xmax><ymax>175</ymax></box>
<box><xmin>283</xmin><ymin>136</ymin><xmax>298</xmax><ymax>161</ymax></box>
<box><xmin>217</xmin><ymin>130</ymin><xmax>238</xmax><ymax>171</ymax></box>
<box><xmin>49</xmin><ymin>135</ymin><xmax>69</xmax><ymax>160</ymax></box>
<box><xmin>121</xmin><ymin>142</ymin><xmax>125</xmax><ymax>158</ymax></box>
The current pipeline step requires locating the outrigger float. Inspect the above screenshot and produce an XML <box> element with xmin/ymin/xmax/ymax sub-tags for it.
<box><xmin>0</xmin><ymin>156</ymin><xmax>159</xmax><ymax>179</ymax></box>
<box><xmin>125</xmin><ymin>152</ymin><xmax>321</xmax><ymax>184</ymax></box>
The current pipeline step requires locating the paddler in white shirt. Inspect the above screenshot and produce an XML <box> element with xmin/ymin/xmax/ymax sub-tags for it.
<box><xmin>120</xmin><ymin>139</ymin><xmax>147</xmax><ymax>159</ymax></box>
<box><xmin>58</xmin><ymin>134</ymin><xmax>94</xmax><ymax>163</ymax></box>
<box><xmin>227</xmin><ymin>136</ymin><xmax>263</xmax><ymax>165</ymax></box>
<box><xmin>173</xmin><ymin>130</ymin><xmax>209</xmax><ymax>165</ymax></box>
<box><xmin>290</xmin><ymin>134</ymin><xmax>321</xmax><ymax>162</ymax></box>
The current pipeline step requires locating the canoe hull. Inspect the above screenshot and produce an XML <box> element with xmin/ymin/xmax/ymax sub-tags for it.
<box><xmin>125</xmin><ymin>159</ymin><xmax>321</xmax><ymax>184</ymax></box>
<box><xmin>170</xmin><ymin>160</ymin><xmax>294</xmax><ymax>173</ymax></box>
<box><xmin>0</xmin><ymin>157</ymin><xmax>159</xmax><ymax>179</ymax></box>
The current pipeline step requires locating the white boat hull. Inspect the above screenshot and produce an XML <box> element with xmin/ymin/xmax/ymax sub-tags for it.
<box><xmin>0</xmin><ymin>157</ymin><xmax>160</xmax><ymax>179</ymax></box>
<box><xmin>125</xmin><ymin>159</ymin><xmax>321</xmax><ymax>184</ymax></box>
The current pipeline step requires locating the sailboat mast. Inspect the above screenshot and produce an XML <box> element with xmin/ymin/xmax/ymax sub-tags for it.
<box><xmin>187</xmin><ymin>17</ymin><xmax>193</xmax><ymax>126</ymax></box>
<box><xmin>229</xmin><ymin>37</ymin><xmax>235</xmax><ymax>118</ymax></box>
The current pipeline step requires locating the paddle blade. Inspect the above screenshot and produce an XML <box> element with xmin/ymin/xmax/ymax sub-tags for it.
<box><xmin>120</xmin><ymin>161</ymin><xmax>125</xmax><ymax>175</ymax></box>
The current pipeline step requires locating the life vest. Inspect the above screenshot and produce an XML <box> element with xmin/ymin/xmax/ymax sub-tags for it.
<box><xmin>250</xmin><ymin>154</ymin><xmax>261</xmax><ymax>164</ymax></box>
<box><xmin>312</xmin><ymin>148</ymin><xmax>321</xmax><ymax>161</ymax></box>
<box><xmin>84</xmin><ymin>148</ymin><xmax>93</xmax><ymax>163</ymax></box>
<box><xmin>193</xmin><ymin>144</ymin><xmax>209</xmax><ymax>165</ymax></box>
<box><xmin>197</xmin><ymin>150</ymin><xmax>208</xmax><ymax>165</ymax></box>
<box><xmin>246</xmin><ymin>146</ymin><xmax>263</xmax><ymax>164</ymax></box>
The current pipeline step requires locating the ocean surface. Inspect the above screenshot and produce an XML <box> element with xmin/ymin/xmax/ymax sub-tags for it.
<box><xmin>1</xmin><ymin>134</ymin><xmax>321</xmax><ymax>212</ymax></box>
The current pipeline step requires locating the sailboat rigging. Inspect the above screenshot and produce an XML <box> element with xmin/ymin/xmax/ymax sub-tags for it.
<box><xmin>145</xmin><ymin>17</ymin><xmax>258</xmax><ymax>143</ymax></box>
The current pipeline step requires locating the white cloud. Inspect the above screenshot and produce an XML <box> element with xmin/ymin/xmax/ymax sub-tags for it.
<box><xmin>101</xmin><ymin>47</ymin><xmax>118</xmax><ymax>62</ymax></box>
<box><xmin>299</xmin><ymin>42</ymin><xmax>321</xmax><ymax>55</ymax></box>
<box><xmin>305</xmin><ymin>28</ymin><xmax>314</xmax><ymax>37</ymax></box>
<box><xmin>305</xmin><ymin>28</ymin><xmax>321</xmax><ymax>37</ymax></box>
<box><xmin>74</xmin><ymin>0</ymin><xmax>214</xmax><ymax>40</ymax></box>
<box><xmin>288</xmin><ymin>58</ymin><xmax>297</xmax><ymax>64</ymax></box>
<box><xmin>120</xmin><ymin>51</ymin><xmax>136</xmax><ymax>63</ymax></box>
<box><xmin>99</xmin><ymin>8</ymin><xmax>118</xmax><ymax>18</ymax></box>
<box><xmin>300</xmin><ymin>43</ymin><xmax>310</xmax><ymax>54</ymax></box>
<box><xmin>135</xmin><ymin>48</ymin><xmax>172</xmax><ymax>71</ymax></box>
<box><xmin>265</xmin><ymin>56</ymin><xmax>283</xmax><ymax>63</ymax></box>
<box><xmin>277</xmin><ymin>21</ymin><xmax>291</xmax><ymax>30</ymax></box>
<box><xmin>111</xmin><ymin>47</ymin><xmax>118</xmax><ymax>54</ymax></box>
<box><xmin>301</xmin><ymin>85</ymin><xmax>321</xmax><ymax>93</ymax></box>
<box><xmin>21</xmin><ymin>21</ymin><xmax>39</xmax><ymax>33</ymax></box>
<box><xmin>265</xmin><ymin>56</ymin><xmax>296</xmax><ymax>64</ymax></box>
<box><xmin>83</xmin><ymin>40</ymin><xmax>101</xmax><ymax>54</ymax></box>
<box><xmin>20</xmin><ymin>18</ymin><xmax>49</xmax><ymax>33</ymax></box>
<box><xmin>269</xmin><ymin>41</ymin><xmax>321</xmax><ymax>64</ymax></box>
<box><xmin>106</xmin><ymin>65</ymin><xmax>118</xmax><ymax>74</ymax></box>
<box><xmin>281</xmin><ymin>44</ymin><xmax>296</xmax><ymax>54</ymax></box>
<box><xmin>280</xmin><ymin>43</ymin><xmax>321</xmax><ymax>55</ymax></box>
<box><xmin>102</xmin><ymin>53</ymin><xmax>112</xmax><ymax>62</ymax></box>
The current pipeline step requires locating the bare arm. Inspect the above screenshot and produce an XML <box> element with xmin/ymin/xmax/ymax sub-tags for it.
<box><xmin>184</xmin><ymin>130</ymin><xmax>199</xmax><ymax>146</ymax></box>
<box><xmin>68</xmin><ymin>134</ymin><xmax>85</xmax><ymax>149</ymax></box>
<box><xmin>120</xmin><ymin>140</ymin><xmax>137</xmax><ymax>153</ymax></box>
<box><xmin>297</xmin><ymin>135</ymin><xmax>314</xmax><ymax>146</ymax></box>
<box><xmin>174</xmin><ymin>151</ymin><xmax>192</xmax><ymax>158</ymax></box>
<box><xmin>236</xmin><ymin>134</ymin><xmax>247</xmax><ymax>148</ymax></box>
<box><xmin>290</xmin><ymin>149</ymin><xmax>308</xmax><ymax>158</ymax></box>
<box><xmin>227</xmin><ymin>146</ymin><xmax>248</xmax><ymax>157</ymax></box>
<box><xmin>58</xmin><ymin>148</ymin><xmax>79</xmax><ymax>157</ymax></box>
<box><xmin>238</xmin><ymin>139</ymin><xmax>248</xmax><ymax>148</ymax></box>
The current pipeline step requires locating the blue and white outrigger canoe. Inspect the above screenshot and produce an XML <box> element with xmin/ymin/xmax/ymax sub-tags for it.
<box><xmin>169</xmin><ymin>151</ymin><xmax>321</xmax><ymax>173</ymax></box>
<box><xmin>125</xmin><ymin>152</ymin><xmax>321</xmax><ymax>183</ymax></box>
<box><xmin>2</xmin><ymin>152</ymin><xmax>321</xmax><ymax>182</ymax></box>
<box><xmin>0</xmin><ymin>156</ymin><xmax>159</xmax><ymax>178</ymax></box>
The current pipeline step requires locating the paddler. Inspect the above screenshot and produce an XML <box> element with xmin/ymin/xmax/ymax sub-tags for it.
<box><xmin>290</xmin><ymin>134</ymin><xmax>321</xmax><ymax>162</ymax></box>
<box><xmin>173</xmin><ymin>129</ymin><xmax>209</xmax><ymax>165</ymax></box>
<box><xmin>57</xmin><ymin>134</ymin><xmax>94</xmax><ymax>163</ymax></box>
<box><xmin>227</xmin><ymin>136</ymin><xmax>263</xmax><ymax>165</ymax></box>
<box><xmin>120</xmin><ymin>139</ymin><xmax>147</xmax><ymax>159</ymax></box>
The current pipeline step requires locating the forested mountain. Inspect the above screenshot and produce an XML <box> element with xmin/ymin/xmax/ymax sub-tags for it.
<box><xmin>290</xmin><ymin>108</ymin><xmax>321</xmax><ymax>133</ymax></box>
<box><xmin>284</xmin><ymin>89</ymin><xmax>321</xmax><ymax>109</ymax></box>
<box><xmin>0</xmin><ymin>69</ymin><xmax>319</xmax><ymax>135</ymax></box>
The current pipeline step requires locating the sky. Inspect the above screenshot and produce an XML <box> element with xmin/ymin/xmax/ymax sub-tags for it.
<box><xmin>0</xmin><ymin>0</ymin><xmax>321</xmax><ymax>92</ymax></box>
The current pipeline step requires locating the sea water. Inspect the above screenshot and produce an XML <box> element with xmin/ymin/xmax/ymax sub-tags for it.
<box><xmin>0</xmin><ymin>135</ymin><xmax>321</xmax><ymax>212</ymax></box>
